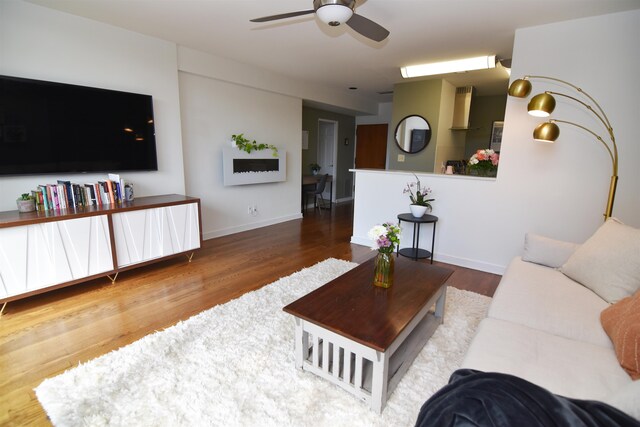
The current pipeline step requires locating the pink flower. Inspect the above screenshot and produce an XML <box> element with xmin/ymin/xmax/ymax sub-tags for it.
<box><xmin>475</xmin><ymin>150</ymin><xmax>487</xmax><ymax>161</ymax></box>
<box><xmin>490</xmin><ymin>153</ymin><xmax>499</xmax><ymax>166</ymax></box>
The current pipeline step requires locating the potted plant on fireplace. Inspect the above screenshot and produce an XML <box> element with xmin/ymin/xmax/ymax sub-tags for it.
<box><xmin>16</xmin><ymin>193</ymin><xmax>36</xmax><ymax>213</ymax></box>
<box><xmin>231</xmin><ymin>133</ymin><xmax>278</xmax><ymax>157</ymax></box>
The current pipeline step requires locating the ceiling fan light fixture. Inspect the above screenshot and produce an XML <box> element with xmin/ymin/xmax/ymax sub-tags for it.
<box><xmin>316</xmin><ymin>3</ymin><xmax>353</xmax><ymax>26</ymax></box>
<box><xmin>400</xmin><ymin>55</ymin><xmax>496</xmax><ymax>79</ymax></box>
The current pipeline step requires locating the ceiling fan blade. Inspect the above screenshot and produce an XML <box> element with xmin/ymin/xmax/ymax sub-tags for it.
<box><xmin>346</xmin><ymin>13</ymin><xmax>389</xmax><ymax>42</ymax></box>
<box><xmin>250</xmin><ymin>9</ymin><xmax>315</xmax><ymax>23</ymax></box>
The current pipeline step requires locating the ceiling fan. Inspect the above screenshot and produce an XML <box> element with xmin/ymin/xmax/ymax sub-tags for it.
<box><xmin>250</xmin><ymin>0</ymin><xmax>390</xmax><ymax>42</ymax></box>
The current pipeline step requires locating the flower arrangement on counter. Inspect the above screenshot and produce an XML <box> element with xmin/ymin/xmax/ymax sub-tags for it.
<box><xmin>467</xmin><ymin>149</ymin><xmax>499</xmax><ymax>175</ymax></box>
<box><xmin>403</xmin><ymin>174</ymin><xmax>434</xmax><ymax>209</ymax></box>
<box><xmin>368</xmin><ymin>222</ymin><xmax>401</xmax><ymax>254</ymax></box>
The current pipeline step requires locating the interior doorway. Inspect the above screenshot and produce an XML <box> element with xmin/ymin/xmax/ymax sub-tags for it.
<box><xmin>318</xmin><ymin>119</ymin><xmax>337</xmax><ymax>203</ymax></box>
<box><xmin>355</xmin><ymin>124</ymin><xmax>388</xmax><ymax>169</ymax></box>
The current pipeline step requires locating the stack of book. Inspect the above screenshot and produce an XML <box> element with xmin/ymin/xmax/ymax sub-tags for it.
<box><xmin>32</xmin><ymin>174</ymin><xmax>127</xmax><ymax>212</ymax></box>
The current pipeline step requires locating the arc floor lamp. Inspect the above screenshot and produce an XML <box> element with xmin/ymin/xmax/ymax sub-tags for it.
<box><xmin>508</xmin><ymin>76</ymin><xmax>618</xmax><ymax>219</ymax></box>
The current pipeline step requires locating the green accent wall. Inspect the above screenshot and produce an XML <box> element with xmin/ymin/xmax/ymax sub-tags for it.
<box><xmin>302</xmin><ymin>106</ymin><xmax>356</xmax><ymax>200</ymax></box>
<box><xmin>389</xmin><ymin>79</ymin><xmax>444</xmax><ymax>172</ymax></box>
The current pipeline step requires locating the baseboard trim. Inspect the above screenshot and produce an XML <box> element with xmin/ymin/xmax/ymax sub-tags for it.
<box><xmin>204</xmin><ymin>213</ymin><xmax>302</xmax><ymax>240</ymax></box>
<box><xmin>434</xmin><ymin>253</ymin><xmax>505</xmax><ymax>275</ymax></box>
<box><xmin>350</xmin><ymin>236</ymin><xmax>506</xmax><ymax>275</ymax></box>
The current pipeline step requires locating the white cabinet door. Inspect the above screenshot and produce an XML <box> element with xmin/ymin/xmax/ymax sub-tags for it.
<box><xmin>112</xmin><ymin>203</ymin><xmax>200</xmax><ymax>268</ymax></box>
<box><xmin>0</xmin><ymin>215</ymin><xmax>113</xmax><ymax>299</ymax></box>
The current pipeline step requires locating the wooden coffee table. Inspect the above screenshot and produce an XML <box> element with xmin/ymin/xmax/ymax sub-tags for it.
<box><xmin>283</xmin><ymin>256</ymin><xmax>453</xmax><ymax>413</ymax></box>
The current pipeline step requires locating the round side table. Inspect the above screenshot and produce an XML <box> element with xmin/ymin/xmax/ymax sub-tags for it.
<box><xmin>397</xmin><ymin>213</ymin><xmax>438</xmax><ymax>263</ymax></box>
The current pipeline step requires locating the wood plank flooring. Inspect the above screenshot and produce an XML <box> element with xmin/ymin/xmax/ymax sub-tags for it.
<box><xmin>0</xmin><ymin>202</ymin><xmax>501</xmax><ymax>426</ymax></box>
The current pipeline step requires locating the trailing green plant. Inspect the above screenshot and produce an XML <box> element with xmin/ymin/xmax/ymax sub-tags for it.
<box><xmin>231</xmin><ymin>134</ymin><xmax>278</xmax><ymax>157</ymax></box>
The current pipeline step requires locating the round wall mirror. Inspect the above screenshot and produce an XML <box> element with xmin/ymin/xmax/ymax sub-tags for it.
<box><xmin>395</xmin><ymin>115</ymin><xmax>431</xmax><ymax>153</ymax></box>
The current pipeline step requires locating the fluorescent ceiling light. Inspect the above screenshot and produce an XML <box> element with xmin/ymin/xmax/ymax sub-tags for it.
<box><xmin>401</xmin><ymin>55</ymin><xmax>496</xmax><ymax>78</ymax></box>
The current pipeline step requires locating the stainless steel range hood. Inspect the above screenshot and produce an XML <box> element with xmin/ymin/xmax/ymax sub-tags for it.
<box><xmin>451</xmin><ymin>86</ymin><xmax>475</xmax><ymax>130</ymax></box>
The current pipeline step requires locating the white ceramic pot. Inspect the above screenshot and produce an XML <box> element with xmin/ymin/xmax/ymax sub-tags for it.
<box><xmin>409</xmin><ymin>204</ymin><xmax>428</xmax><ymax>218</ymax></box>
<box><xmin>16</xmin><ymin>199</ymin><xmax>36</xmax><ymax>213</ymax></box>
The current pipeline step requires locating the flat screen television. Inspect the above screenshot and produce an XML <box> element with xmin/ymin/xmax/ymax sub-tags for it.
<box><xmin>0</xmin><ymin>74</ymin><xmax>158</xmax><ymax>176</ymax></box>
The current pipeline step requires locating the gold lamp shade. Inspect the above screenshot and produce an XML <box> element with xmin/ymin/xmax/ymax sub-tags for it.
<box><xmin>527</xmin><ymin>93</ymin><xmax>556</xmax><ymax>117</ymax></box>
<box><xmin>533</xmin><ymin>122</ymin><xmax>560</xmax><ymax>142</ymax></box>
<box><xmin>508</xmin><ymin>78</ymin><xmax>532</xmax><ymax>98</ymax></box>
<box><xmin>508</xmin><ymin>74</ymin><xmax>619</xmax><ymax>219</ymax></box>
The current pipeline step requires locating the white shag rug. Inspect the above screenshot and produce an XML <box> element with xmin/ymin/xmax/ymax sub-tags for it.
<box><xmin>36</xmin><ymin>258</ymin><xmax>491</xmax><ymax>427</ymax></box>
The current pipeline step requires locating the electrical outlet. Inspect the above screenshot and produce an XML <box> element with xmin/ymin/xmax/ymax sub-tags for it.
<box><xmin>248</xmin><ymin>206</ymin><xmax>253</xmax><ymax>215</ymax></box>
<box><xmin>252</xmin><ymin>204</ymin><xmax>258</xmax><ymax>215</ymax></box>
<box><xmin>398</xmin><ymin>154</ymin><xmax>405</xmax><ymax>162</ymax></box>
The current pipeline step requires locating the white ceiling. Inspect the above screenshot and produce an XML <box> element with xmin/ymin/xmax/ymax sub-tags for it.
<box><xmin>27</xmin><ymin>0</ymin><xmax>640</xmax><ymax>106</ymax></box>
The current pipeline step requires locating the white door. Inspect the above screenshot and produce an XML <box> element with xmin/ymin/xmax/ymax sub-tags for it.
<box><xmin>318</xmin><ymin>120</ymin><xmax>337</xmax><ymax>203</ymax></box>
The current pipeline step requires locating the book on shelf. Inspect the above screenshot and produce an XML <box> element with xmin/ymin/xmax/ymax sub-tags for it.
<box><xmin>105</xmin><ymin>180</ymin><xmax>116</xmax><ymax>205</ymax></box>
<box><xmin>27</xmin><ymin>174</ymin><xmax>130</xmax><ymax>212</ymax></box>
<box><xmin>31</xmin><ymin>189</ymin><xmax>43</xmax><ymax>212</ymax></box>
<box><xmin>57</xmin><ymin>180</ymin><xmax>74</xmax><ymax>207</ymax></box>
<box><xmin>37</xmin><ymin>185</ymin><xmax>49</xmax><ymax>211</ymax></box>
<box><xmin>72</xmin><ymin>184</ymin><xmax>84</xmax><ymax>207</ymax></box>
<box><xmin>50</xmin><ymin>185</ymin><xmax>60</xmax><ymax>210</ymax></box>
<box><xmin>108</xmin><ymin>173</ymin><xmax>125</xmax><ymax>202</ymax></box>
<box><xmin>97</xmin><ymin>181</ymin><xmax>108</xmax><ymax>205</ymax></box>
<box><xmin>84</xmin><ymin>184</ymin><xmax>96</xmax><ymax>206</ymax></box>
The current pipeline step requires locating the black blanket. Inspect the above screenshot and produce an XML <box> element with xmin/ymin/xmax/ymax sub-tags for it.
<box><xmin>415</xmin><ymin>369</ymin><xmax>638</xmax><ymax>427</ymax></box>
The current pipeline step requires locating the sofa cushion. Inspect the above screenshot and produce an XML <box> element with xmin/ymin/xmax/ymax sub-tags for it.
<box><xmin>522</xmin><ymin>233</ymin><xmax>580</xmax><ymax>268</ymax></box>
<box><xmin>461</xmin><ymin>318</ymin><xmax>632</xmax><ymax>401</ymax></box>
<box><xmin>604</xmin><ymin>380</ymin><xmax>640</xmax><ymax>422</ymax></box>
<box><xmin>601</xmin><ymin>291</ymin><xmax>640</xmax><ymax>379</ymax></box>
<box><xmin>489</xmin><ymin>257</ymin><xmax>611</xmax><ymax>348</ymax></box>
<box><xmin>560</xmin><ymin>218</ymin><xmax>640</xmax><ymax>303</ymax></box>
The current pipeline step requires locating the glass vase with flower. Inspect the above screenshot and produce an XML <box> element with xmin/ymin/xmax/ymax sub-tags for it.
<box><xmin>367</xmin><ymin>222</ymin><xmax>401</xmax><ymax>288</ymax></box>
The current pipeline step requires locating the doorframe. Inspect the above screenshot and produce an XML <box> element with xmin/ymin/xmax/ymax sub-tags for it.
<box><xmin>317</xmin><ymin>119</ymin><xmax>338</xmax><ymax>203</ymax></box>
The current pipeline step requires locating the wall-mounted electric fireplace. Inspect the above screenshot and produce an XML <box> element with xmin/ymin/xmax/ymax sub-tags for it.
<box><xmin>223</xmin><ymin>147</ymin><xmax>286</xmax><ymax>186</ymax></box>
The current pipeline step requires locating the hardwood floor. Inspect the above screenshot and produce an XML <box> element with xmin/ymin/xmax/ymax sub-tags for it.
<box><xmin>0</xmin><ymin>201</ymin><xmax>501</xmax><ymax>426</ymax></box>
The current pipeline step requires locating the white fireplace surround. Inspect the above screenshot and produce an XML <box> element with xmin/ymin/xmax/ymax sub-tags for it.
<box><xmin>222</xmin><ymin>146</ymin><xmax>287</xmax><ymax>186</ymax></box>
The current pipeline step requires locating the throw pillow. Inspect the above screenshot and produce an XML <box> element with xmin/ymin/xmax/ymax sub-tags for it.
<box><xmin>601</xmin><ymin>290</ymin><xmax>640</xmax><ymax>380</ymax></box>
<box><xmin>522</xmin><ymin>233</ymin><xmax>580</xmax><ymax>268</ymax></box>
<box><xmin>561</xmin><ymin>218</ymin><xmax>640</xmax><ymax>303</ymax></box>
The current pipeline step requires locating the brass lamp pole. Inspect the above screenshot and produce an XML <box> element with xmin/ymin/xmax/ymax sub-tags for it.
<box><xmin>508</xmin><ymin>75</ymin><xmax>618</xmax><ymax>219</ymax></box>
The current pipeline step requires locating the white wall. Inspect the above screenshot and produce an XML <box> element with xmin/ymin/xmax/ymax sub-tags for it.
<box><xmin>0</xmin><ymin>2</ymin><xmax>376</xmax><ymax>239</ymax></box>
<box><xmin>352</xmin><ymin>10</ymin><xmax>640</xmax><ymax>274</ymax></box>
<box><xmin>178</xmin><ymin>47</ymin><xmax>377</xmax><ymax>116</ymax></box>
<box><xmin>355</xmin><ymin>102</ymin><xmax>393</xmax><ymax>126</ymax></box>
<box><xmin>0</xmin><ymin>1</ymin><xmax>186</xmax><ymax>210</ymax></box>
<box><xmin>179</xmin><ymin>71</ymin><xmax>302</xmax><ymax>239</ymax></box>
<box><xmin>506</xmin><ymin>9</ymin><xmax>640</xmax><ymax>232</ymax></box>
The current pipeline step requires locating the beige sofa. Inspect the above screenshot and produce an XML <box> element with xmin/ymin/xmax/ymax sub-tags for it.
<box><xmin>461</xmin><ymin>219</ymin><xmax>640</xmax><ymax>420</ymax></box>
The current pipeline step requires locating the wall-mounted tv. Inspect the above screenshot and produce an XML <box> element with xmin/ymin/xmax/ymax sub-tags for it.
<box><xmin>0</xmin><ymin>75</ymin><xmax>158</xmax><ymax>176</ymax></box>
